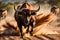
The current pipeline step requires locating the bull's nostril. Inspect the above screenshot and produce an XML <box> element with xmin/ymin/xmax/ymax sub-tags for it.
<box><xmin>24</xmin><ymin>23</ymin><xmax>28</xmax><ymax>25</ymax></box>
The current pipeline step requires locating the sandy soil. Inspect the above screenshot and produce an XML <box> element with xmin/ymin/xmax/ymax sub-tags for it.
<box><xmin>0</xmin><ymin>4</ymin><xmax>60</xmax><ymax>40</ymax></box>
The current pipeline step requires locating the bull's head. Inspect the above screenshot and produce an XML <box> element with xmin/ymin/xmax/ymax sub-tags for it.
<box><xmin>14</xmin><ymin>3</ymin><xmax>40</xmax><ymax>26</ymax></box>
<box><xmin>15</xmin><ymin>2</ymin><xmax>31</xmax><ymax>10</ymax></box>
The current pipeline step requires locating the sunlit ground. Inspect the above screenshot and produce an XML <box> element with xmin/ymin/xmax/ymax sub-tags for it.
<box><xmin>0</xmin><ymin>3</ymin><xmax>60</xmax><ymax>40</ymax></box>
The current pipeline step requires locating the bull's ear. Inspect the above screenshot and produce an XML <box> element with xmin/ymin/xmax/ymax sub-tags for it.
<box><xmin>31</xmin><ymin>12</ymin><xmax>36</xmax><ymax>15</ymax></box>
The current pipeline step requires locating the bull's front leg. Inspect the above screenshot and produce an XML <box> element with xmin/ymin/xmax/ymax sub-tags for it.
<box><xmin>30</xmin><ymin>22</ymin><xmax>35</xmax><ymax>36</ymax></box>
<box><xmin>30</xmin><ymin>25</ymin><xmax>33</xmax><ymax>36</ymax></box>
<box><xmin>18</xmin><ymin>24</ymin><xmax>23</xmax><ymax>38</ymax></box>
<box><xmin>26</xmin><ymin>25</ymin><xmax>29</xmax><ymax>33</ymax></box>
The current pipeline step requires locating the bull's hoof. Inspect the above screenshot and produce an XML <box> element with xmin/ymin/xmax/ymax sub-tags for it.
<box><xmin>20</xmin><ymin>34</ymin><xmax>24</xmax><ymax>38</ymax></box>
<box><xmin>30</xmin><ymin>32</ymin><xmax>33</xmax><ymax>36</ymax></box>
<box><xmin>30</xmin><ymin>34</ymin><xmax>33</xmax><ymax>36</ymax></box>
<box><xmin>30</xmin><ymin>31</ymin><xmax>33</xmax><ymax>36</ymax></box>
<box><xmin>24</xmin><ymin>26</ymin><xmax>26</xmax><ymax>28</ymax></box>
<box><xmin>26</xmin><ymin>31</ymin><xmax>29</xmax><ymax>33</ymax></box>
<box><xmin>20</xmin><ymin>36</ymin><xmax>23</xmax><ymax>38</ymax></box>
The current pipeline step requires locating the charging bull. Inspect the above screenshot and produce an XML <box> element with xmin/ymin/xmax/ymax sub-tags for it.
<box><xmin>0</xmin><ymin>9</ymin><xmax>7</xmax><ymax>20</ymax></box>
<box><xmin>14</xmin><ymin>2</ymin><xmax>40</xmax><ymax>38</ymax></box>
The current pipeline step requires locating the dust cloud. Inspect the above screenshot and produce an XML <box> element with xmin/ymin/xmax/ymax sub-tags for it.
<box><xmin>0</xmin><ymin>3</ymin><xmax>60</xmax><ymax>37</ymax></box>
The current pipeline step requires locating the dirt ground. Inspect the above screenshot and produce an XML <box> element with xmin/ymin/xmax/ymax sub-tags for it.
<box><xmin>0</xmin><ymin>4</ymin><xmax>60</xmax><ymax>40</ymax></box>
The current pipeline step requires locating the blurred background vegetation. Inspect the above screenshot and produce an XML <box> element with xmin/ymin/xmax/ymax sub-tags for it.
<box><xmin>0</xmin><ymin>0</ymin><xmax>60</xmax><ymax>11</ymax></box>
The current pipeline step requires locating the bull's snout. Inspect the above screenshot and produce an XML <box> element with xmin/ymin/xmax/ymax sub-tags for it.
<box><xmin>24</xmin><ymin>20</ymin><xmax>29</xmax><ymax>26</ymax></box>
<box><xmin>24</xmin><ymin>17</ymin><xmax>31</xmax><ymax>26</ymax></box>
<box><xmin>24</xmin><ymin>22</ymin><xmax>29</xmax><ymax>25</ymax></box>
<box><xmin>24</xmin><ymin>21</ymin><xmax>29</xmax><ymax>26</ymax></box>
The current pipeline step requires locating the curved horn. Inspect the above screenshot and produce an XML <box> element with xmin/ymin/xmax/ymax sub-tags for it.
<box><xmin>32</xmin><ymin>5</ymin><xmax>40</xmax><ymax>12</ymax></box>
<box><xmin>14</xmin><ymin>4</ymin><xmax>22</xmax><ymax>11</ymax></box>
<box><xmin>14</xmin><ymin>4</ymin><xmax>17</xmax><ymax>11</ymax></box>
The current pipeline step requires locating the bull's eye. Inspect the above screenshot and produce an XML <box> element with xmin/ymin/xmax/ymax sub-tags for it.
<box><xmin>18</xmin><ymin>12</ymin><xmax>22</xmax><ymax>14</ymax></box>
<box><xmin>18</xmin><ymin>12</ymin><xmax>23</xmax><ymax>16</ymax></box>
<box><xmin>27</xmin><ymin>13</ymin><xmax>31</xmax><ymax>16</ymax></box>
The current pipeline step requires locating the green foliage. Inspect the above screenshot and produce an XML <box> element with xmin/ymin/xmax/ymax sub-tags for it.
<box><xmin>0</xmin><ymin>1</ymin><xmax>21</xmax><ymax>11</ymax></box>
<box><xmin>33</xmin><ymin>0</ymin><xmax>46</xmax><ymax>4</ymax></box>
<box><xmin>33</xmin><ymin>0</ymin><xmax>60</xmax><ymax>5</ymax></box>
<box><xmin>14</xmin><ymin>2</ymin><xmax>20</xmax><ymax>5</ymax></box>
<box><xmin>48</xmin><ymin>0</ymin><xmax>58</xmax><ymax>5</ymax></box>
<box><xmin>0</xmin><ymin>2</ymin><xmax>7</xmax><ymax>9</ymax></box>
<box><xmin>7</xmin><ymin>2</ymin><xmax>13</xmax><ymax>5</ymax></box>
